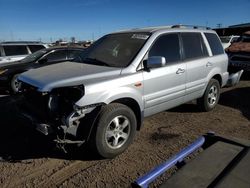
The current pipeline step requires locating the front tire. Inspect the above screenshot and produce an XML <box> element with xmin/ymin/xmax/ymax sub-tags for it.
<box><xmin>10</xmin><ymin>74</ymin><xmax>21</xmax><ymax>93</ymax></box>
<box><xmin>91</xmin><ymin>103</ymin><xmax>137</xmax><ymax>158</ymax></box>
<box><xmin>198</xmin><ymin>79</ymin><xmax>220</xmax><ymax>112</ymax></box>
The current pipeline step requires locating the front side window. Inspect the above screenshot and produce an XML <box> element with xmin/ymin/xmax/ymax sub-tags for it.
<box><xmin>181</xmin><ymin>32</ymin><xmax>208</xmax><ymax>60</ymax></box>
<box><xmin>79</xmin><ymin>33</ymin><xmax>150</xmax><ymax>67</ymax></box>
<box><xmin>3</xmin><ymin>45</ymin><xmax>28</xmax><ymax>56</ymax></box>
<box><xmin>20</xmin><ymin>49</ymin><xmax>48</xmax><ymax>63</ymax></box>
<box><xmin>148</xmin><ymin>33</ymin><xmax>181</xmax><ymax>64</ymax></box>
<box><xmin>205</xmin><ymin>33</ymin><xmax>224</xmax><ymax>55</ymax></box>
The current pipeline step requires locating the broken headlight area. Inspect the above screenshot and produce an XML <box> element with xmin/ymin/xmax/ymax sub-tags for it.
<box><xmin>47</xmin><ymin>85</ymin><xmax>85</xmax><ymax>120</ymax></box>
<box><xmin>18</xmin><ymin>83</ymin><xmax>104</xmax><ymax>150</ymax></box>
<box><xmin>20</xmin><ymin>84</ymin><xmax>86</xmax><ymax>133</ymax></box>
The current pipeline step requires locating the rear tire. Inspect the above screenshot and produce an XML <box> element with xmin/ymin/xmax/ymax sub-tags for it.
<box><xmin>198</xmin><ymin>79</ymin><xmax>220</xmax><ymax>112</ymax></box>
<box><xmin>90</xmin><ymin>103</ymin><xmax>137</xmax><ymax>159</ymax></box>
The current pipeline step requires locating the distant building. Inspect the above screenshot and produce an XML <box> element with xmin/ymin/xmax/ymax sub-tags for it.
<box><xmin>214</xmin><ymin>23</ymin><xmax>250</xmax><ymax>36</ymax></box>
<box><xmin>229</xmin><ymin>23</ymin><xmax>250</xmax><ymax>28</ymax></box>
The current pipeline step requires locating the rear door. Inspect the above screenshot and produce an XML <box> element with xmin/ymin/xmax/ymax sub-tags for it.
<box><xmin>143</xmin><ymin>33</ymin><xmax>186</xmax><ymax>117</ymax></box>
<box><xmin>181</xmin><ymin>32</ymin><xmax>210</xmax><ymax>102</ymax></box>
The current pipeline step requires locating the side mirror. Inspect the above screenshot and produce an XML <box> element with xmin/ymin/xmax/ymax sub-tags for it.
<box><xmin>38</xmin><ymin>58</ymin><xmax>48</xmax><ymax>64</ymax></box>
<box><xmin>144</xmin><ymin>56</ymin><xmax>166</xmax><ymax>71</ymax></box>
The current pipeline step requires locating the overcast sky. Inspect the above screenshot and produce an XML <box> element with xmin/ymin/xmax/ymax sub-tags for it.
<box><xmin>0</xmin><ymin>0</ymin><xmax>249</xmax><ymax>42</ymax></box>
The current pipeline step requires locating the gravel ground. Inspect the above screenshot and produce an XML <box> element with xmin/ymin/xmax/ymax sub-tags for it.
<box><xmin>0</xmin><ymin>79</ymin><xmax>249</xmax><ymax>188</ymax></box>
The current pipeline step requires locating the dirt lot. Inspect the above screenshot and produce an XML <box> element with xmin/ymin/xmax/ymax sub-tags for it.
<box><xmin>0</xmin><ymin>78</ymin><xmax>249</xmax><ymax>188</ymax></box>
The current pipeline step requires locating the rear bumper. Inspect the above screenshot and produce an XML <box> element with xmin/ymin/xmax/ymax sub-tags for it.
<box><xmin>226</xmin><ymin>70</ymin><xmax>244</xmax><ymax>87</ymax></box>
<box><xmin>221</xmin><ymin>72</ymin><xmax>229</xmax><ymax>87</ymax></box>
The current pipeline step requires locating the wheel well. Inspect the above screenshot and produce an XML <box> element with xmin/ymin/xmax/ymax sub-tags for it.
<box><xmin>112</xmin><ymin>98</ymin><xmax>142</xmax><ymax>131</ymax></box>
<box><xmin>212</xmin><ymin>74</ymin><xmax>222</xmax><ymax>87</ymax></box>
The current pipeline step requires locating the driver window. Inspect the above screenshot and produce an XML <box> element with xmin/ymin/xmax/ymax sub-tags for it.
<box><xmin>148</xmin><ymin>33</ymin><xmax>181</xmax><ymax>64</ymax></box>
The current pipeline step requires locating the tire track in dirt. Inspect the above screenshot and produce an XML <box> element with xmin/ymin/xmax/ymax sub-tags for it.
<box><xmin>37</xmin><ymin>160</ymin><xmax>101</xmax><ymax>188</ymax></box>
<box><xmin>3</xmin><ymin>160</ymin><xmax>65</xmax><ymax>188</ymax></box>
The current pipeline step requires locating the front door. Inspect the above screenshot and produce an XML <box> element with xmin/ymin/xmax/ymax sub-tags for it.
<box><xmin>143</xmin><ymin>33</ymin><xmax>186</xmax><ymax>117</ymax></box>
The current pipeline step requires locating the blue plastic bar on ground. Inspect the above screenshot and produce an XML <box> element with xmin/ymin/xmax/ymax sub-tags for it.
<box><xmin>134</xmin><ymin>136</ymin><xmax>205</xmax><ymax>188</ymax></box>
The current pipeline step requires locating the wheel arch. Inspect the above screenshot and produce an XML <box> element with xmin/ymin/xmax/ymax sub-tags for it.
<box><xmin>111</xmin><ymin>97</ymin><xmax>143</xmax><ymax>131</ymax></box>
<box><xmin>212</xmin><ymin>74</ymin><xmax>222</xmax><ymax>87</ymax></box>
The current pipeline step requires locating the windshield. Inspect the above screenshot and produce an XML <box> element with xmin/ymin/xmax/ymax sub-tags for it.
<box><xmin>241</xmin><ymin>34</ymin><xmax>250</xmax><ymax>42</ymax></box>
<box><xmin>20</xmin><ymin>49</ymin><xmax>49</xmax><ymax>63</ymax></box>
<box><xmin>78</xmin><ymin>32</ymin><xmax>150</xmax><ymax>67</ymax></box>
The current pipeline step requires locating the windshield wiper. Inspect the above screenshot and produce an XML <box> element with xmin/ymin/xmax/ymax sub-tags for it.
<box><xmin>84</xmin><ymin>58</ymin><xmax>110</xmax><ymax>67</ymax></box>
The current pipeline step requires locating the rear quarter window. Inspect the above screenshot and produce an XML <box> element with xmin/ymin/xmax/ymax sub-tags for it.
<box><xmin>3</xmin><ymin>45</ymin><xmax>28</xmax><ymax>56</ymax></box>
<box><xmin>204</xmin><ymin>33</ymin><xmax>224</xmax><ymax>56</ymax></box>
<box><xmin>28</xmin><ymin>45</ymin><xmax>45</xmax><ymax>53</ymax></box>
<box><xmin>68</xmin><ymin>50</ymin><xmax>84</xmax><ymax>59</ymax></box>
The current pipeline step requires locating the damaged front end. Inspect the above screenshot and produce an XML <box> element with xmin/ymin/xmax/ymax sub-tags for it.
<box><xmin>18</xmin><ymin>83</ymin><xmax>101</xmax><ymax>146</ymax></box>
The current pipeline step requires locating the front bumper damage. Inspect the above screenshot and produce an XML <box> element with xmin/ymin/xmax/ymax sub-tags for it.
<box><xmin>17</xmin><ymin>87</ymin><xmax>102</xmax><ymax>145</ymax></box>
<box><xmin>19</xmin><ymin>104</ymin><xmax>99</xmax><ymax>146</ymax></box>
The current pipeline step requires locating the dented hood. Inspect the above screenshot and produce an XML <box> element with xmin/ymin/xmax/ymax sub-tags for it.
<box><xmin>18</xmin><ymin>61</ymin><xmax>121</xmax><ymax>92</ymax></box>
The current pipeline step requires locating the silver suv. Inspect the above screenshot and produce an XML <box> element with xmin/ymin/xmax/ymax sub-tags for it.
<box><xmin>18</xmin><ymin>26</ymin><xmax>229</xmax><ymax>158</ymax></box>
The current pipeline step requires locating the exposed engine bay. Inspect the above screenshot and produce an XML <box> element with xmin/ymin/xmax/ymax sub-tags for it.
<box><xmin>18</xmin><ymin>82</ymin><xmax>101</xmax><ymax>149</ymax></box>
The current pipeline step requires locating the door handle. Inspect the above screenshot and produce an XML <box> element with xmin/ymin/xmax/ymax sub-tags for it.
<box><xmin>176</xmin><ymin>68</ymin><xmax>185</xmax><ymax>74</ymax></box>
<box><xmin>206</xmin><ymin>62</ymin><xmax>213</xmax><ymax>67</ymax></box>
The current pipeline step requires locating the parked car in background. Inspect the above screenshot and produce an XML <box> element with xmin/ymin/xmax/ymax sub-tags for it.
<box><xmin>226</xmin><ymin>31</ymin><xmax>250</xmax><ymax>73</ymax></box>
<box><xmin>220</xmin><ymin>35</ymin><xmax>239</xmax><ymax>49</ymax></box>
<box><xmin>17</xmin><ymin>25</ymin><xmax>231</xmax><ymax>158</ymax></box>
<box><xmin>0</xmin><ymin>47</ymin><xmax>85</xmax><ymax>93</ymax></box>
<box><xmin>0</xmin><ymin>41</ymin><xmax>48</xmax><ymax>66</ymax></box>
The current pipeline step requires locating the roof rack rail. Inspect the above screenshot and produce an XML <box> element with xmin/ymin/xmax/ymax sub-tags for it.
<box><xmin>0</xmin><ymin>41</ymin><xmax>42</xmax><ymax>44</ymax></box>
<box><xmin>171</xmin><ymin>24</ymin><xmax>211</xmax><ymax>30</ymax></box>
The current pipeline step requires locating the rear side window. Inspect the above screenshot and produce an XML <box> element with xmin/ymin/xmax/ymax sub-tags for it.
<box><xmin>149</xmin><ymin>33</ymin><xmax>181</xmax><ymax>63</ymax></box>
<box><xmin>28</xmin><ymin>45</ymin><xmax>45</xmax><ymax>53</ymax></box>
<box><xmin>205</xmin><ymin>33</ymin><xmax>224</xmax><ymax>55</ymax></box>
<box><xmin>45</xmin><ymin>50</ymin><xmax>67</xmax><ymax>62</ymax></box>
<box><xmin>3</xmin><ymin>45</ymin><xmax>28</xmax><ymax>56</ymax></box>
<box><xmin>68</xmin><ymin>50</ymin><xmax>84</xmax><ymax>59</ymax></box>
<box><xmin>181</xmin><ymin>33</ymin><xmax>208</xmax><ymax>60</ymax></box>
